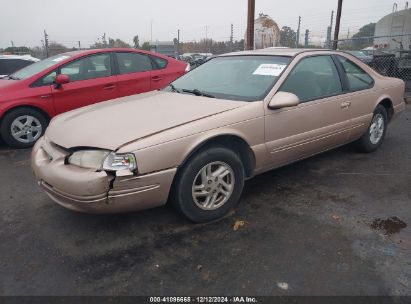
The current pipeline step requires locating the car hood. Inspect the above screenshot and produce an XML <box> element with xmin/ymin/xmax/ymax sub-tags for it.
<box><xmin>46</xmin><ymin>91</ymin><xmax>246</xmax><ymax>150</ymax></box>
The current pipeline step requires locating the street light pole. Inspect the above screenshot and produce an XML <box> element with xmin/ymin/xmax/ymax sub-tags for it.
<box><xmin>246</xmin><ymin>0</ymin><xmax>255</xmax><ymax>50</ymax></box>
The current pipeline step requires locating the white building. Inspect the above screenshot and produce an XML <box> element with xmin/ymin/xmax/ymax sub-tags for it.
<box><xmin>374</xmin><ymin>6</ymin><xmax>411</xmax><ymax>51</ymax></box>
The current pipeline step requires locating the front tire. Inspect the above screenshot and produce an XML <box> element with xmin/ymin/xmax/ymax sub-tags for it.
<box><xmin>172</xmin><ymin>146</ymin><xmax>245</xmax><ymax>222</ymax></box>
<box><xmin>0</xmin><ymin>108</ymin><xmax>48</xmax><ymax>149</ymax></box>
<box><xmin>356</xmin><ymin>105</ymin><xmax>387</xmax><ymax>153</ymax></box>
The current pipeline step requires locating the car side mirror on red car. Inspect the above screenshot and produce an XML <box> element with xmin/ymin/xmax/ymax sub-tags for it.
<box><xmin>54</xmin><ymin>74</ymin><xmax>70</xmax><ymax>88</ymax></box>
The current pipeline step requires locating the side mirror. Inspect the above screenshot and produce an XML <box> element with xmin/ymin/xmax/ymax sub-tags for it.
<box><xmin>268</xmin><ymin>91</ymin><xmax>299</xmax><ymax>109</ymax></box>
<box><xmin>54</xmin><ymin>74</ymin><xmax>70</xmax><ymax>87</ymax></box>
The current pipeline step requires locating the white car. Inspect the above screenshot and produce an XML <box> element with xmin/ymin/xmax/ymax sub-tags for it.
<box><xmin>0</xmin><ymin>55</ymin><xmax>39</xmax><ymax>78</ymax></box>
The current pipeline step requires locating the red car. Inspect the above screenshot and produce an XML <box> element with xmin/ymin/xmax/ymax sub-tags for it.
<box><xmin>0</xmin><ymin>48</ymin><xmax>189</xmax><ymax>148</ymax></box>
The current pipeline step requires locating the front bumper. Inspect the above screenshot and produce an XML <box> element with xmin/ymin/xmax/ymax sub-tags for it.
<box><xmin>31</xmin><ymin>137</ymin><xmax>177</xmax><ymax>213</ymax></box>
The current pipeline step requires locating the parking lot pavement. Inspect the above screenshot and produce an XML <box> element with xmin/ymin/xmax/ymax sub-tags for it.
<box><xmin>0</xmin><ymin>106</ymin><xmax>410</xmax><ymax>296</ymax></box>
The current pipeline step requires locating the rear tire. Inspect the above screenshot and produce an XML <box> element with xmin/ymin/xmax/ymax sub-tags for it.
<box><xmin>356</xmin><ymin>105</ymin><xmax>387</xmax><ymax>153</ymax></box>
<box><xmin>0</xmin><ymin>108</ymin><xmax>48</xmax><ymax>149</ymax></box>
<box><xmin>172</xmin><ymin>145</ymin><xmax>245</xmax><ymax>222</ymax></box>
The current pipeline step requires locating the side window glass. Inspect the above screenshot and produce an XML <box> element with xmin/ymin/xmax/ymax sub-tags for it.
<box><xmin>280</xmin><ymin>55</ymin><xmax>342</xmax><ymax>102</ymax></box>
<box><xmin>116</xmin><ymin>52</ymin><xmax>152</xmax><ymax>74</ymax></box>
<box><xmin>337</xmin><ymin>56</ymin><xmax>373</xmax><ymax>91</ymax></box>
<box><xmin>151</xmin><ymin>56</ymin><xmax>168</xmax><ymax>69</ymax></box>
<box><xmin>42</xmin><ymin>70</ymin><xmax>57</xmax><ymax>85</ymax></box>
<box><xmin>31</xmin><ymin>70</ymin><xmax>57</xmax><ymax>87</ymax></box>
<box><xmin>60</xmin><ymin>53</ymin><xmax>112</xmax><ymax>82</ymax></box>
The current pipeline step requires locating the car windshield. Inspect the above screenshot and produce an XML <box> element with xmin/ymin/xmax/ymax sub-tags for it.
<box><xmin>9</xmin><ymin>54</ymin><xmax>72</xmax><ymax>80</ymax></box>
<box><xmin>166</xmin><ymin>55</ymin><xmax>291</xmax><ymax>101</ymax></box>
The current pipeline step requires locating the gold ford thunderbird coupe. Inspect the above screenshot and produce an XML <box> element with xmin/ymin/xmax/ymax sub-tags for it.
<box><xmin>32</xmin><ymin>49</ymin><xmax>406</xmax><ymax>222</ymax></box>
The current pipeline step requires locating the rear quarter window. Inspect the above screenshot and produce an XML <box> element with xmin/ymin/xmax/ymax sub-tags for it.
<box><xmin>337</xmin><ymin>55</ymin><xmax>374</xmax><ymax>91</ymax></box>
<box><xmin>151</xmin><ymin>56</ymin><xmax>168</xmax><ymax>69</ymax></box>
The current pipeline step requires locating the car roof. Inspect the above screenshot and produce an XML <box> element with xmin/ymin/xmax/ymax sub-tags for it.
<box><xmin>0</xmin><ymin>54</ymin><xmax>40</xmax><ymax>61</ymax></box>
<box><xmin>218</xmin><ymin>48</ymin><xmax>333</xmax><ymax>57</ymax></box>
<box><xmin>62</xmin><ymin>48</ymin><xmax>164</xmax><ymax>57</ymax></box>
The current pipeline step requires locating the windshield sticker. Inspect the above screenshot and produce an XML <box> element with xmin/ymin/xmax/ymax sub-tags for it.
<box><xmin>52</xmin><ymin>56</ymin><xmax>70</xmax><ymax>62</ymax></box>
<box><xmin>253</xmin><ymin>64</ymin><xmax>286</xmax><ymax>76</ymax></box>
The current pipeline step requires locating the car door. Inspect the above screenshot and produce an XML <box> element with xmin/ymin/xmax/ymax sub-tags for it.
<box><xmin>114</xmin><ymin>52</ymin><xmax>152</xmax><ymax>97</ymax></box>
<box><xmin>52</xmin><ymin>52</ymin><xmax>118</xmax><ymax>114</ymax></box>
<box><xmin>264</xmin><ymin>55</ymin><xmax>352</xmax><ymax>166</ymax></box>
<box><xmin>334</xmin><ymin>55</ymin><xmax>376</xmax><ymax>140</ymax></box>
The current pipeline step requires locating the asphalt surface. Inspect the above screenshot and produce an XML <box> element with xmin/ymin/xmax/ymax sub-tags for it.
<box><xmin>0</xmin><ymin>106</ymin><xmax>410</xmax><ymax>296</ymax></box>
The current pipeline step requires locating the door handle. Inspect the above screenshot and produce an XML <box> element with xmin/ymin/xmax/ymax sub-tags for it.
<box><xmin>340</xmin><ymin>101</ymin><xmax>351</xmax><ymax>109</ymax></box>
<box><xmin>103</xmin><ymin>84</ymin><xmax>116</xmax><ymax>90</ymax></box>
<box><xmin>151</xmin><ymin>76</ymin><xmax>163</xmax><ymax>82</ymax></box>
<box><xmin>40</xmin><ymin>94</ymin><xmax>52</xmax><ymax>99</ymax></box>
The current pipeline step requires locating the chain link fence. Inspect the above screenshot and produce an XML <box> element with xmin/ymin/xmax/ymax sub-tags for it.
<box><xmin>336</xmin><ymin>34</ymin><xmax>411</xmax><ymax>93</ymax></box>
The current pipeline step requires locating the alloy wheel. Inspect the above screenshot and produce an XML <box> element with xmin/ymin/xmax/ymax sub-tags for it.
<box><xmin>369</xmin><ymin>113</ymin><xmax>384</xmax><ymax>145</ymax></box>
<box><xmin>10</xmin><ymin>115</ymin><xmax>43</xmax><ymax>144</ymax></box>
<box><xmin>192</xmin><ymin>161</ymin><xmax>235</xmax><ymax>211</ymax></box>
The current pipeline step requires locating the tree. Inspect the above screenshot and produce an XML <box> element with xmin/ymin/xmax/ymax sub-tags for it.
<box><xmin>133</xmin><ymin>35</ymin><xmax>140</xmax><ymax>48</ymax></box>
<box><xmin>108</xmin><ymin>38</ymin><xmax>131</xmax><ymax>48</ymax></box>
<box><xmin>352</xmin><ymin>23</ymin><xmax>376</xmax><ymax>49</ymax></box>
<box><xmin>48</xmin><ymin>42</ymin><xmax>69</xmax><ymax>56</ymax></box>
<box><xmin>30</xmin><ymin>46</ymin><xmax>45</xmax><ymax>59</ymax></box>
<box><xmin>280</xmin><ymin>26</ymin><xmax>297</xmax><ymax>47</ymax></box>
<box><xmin>141</xmin><ymin>41</ymin><xmax>151</xmax><ymax>51</ymax></box>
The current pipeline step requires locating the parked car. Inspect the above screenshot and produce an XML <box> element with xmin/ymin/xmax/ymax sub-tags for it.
<box><xmin>0</xmin><ymin>55</ymin><xmax>39</xmax><ymax>78</ymax></box>
<box><xmin>346</xmin><ymin>50</ymin><xmax>373</xmax><ymax>64</ymax></box>
<box><xmin>0</xmin><ymin>48</ymin><xmax>189</xmax><ymax>148</ymax></box>
<box><xmin>32</xmin><ymin>49</ymin><xmax>405</xmax><ymax>222</ymax></box>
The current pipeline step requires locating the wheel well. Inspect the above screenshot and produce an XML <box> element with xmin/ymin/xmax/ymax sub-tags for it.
<box><xmin>1</xmin><ymin>106</ymin><xmax>51</xmax><ymax>124</ymax></box>
<box><xmin>182</xmin><ymin>135</ymin><xmax>256</xmax><ymax>178</ymax></box>
<box><xmin>378</xmin><ymin>98</ymin><xmax>394</xmax><ymax>122</ymax></box>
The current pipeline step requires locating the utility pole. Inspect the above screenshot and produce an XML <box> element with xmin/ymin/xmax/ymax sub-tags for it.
<box><xmin>78</xmin><ymin>41</ymin><xmax>81</xmax><ymax>50</ymax></box>
<box><xmin>246</xmin><ymin>0</ymin><xmax>255</xmax><ymax>50</ymax></box>
<box><xmin>205</xmin><ymin>25</ymin><xmax>209</xmax><ymax>54</ymax></box>
<box><xmin>102</xmin><ymin>33</ymin><xmax>107</xmax><ymax>48</ymax></box>
<box><xmin>326</xmin><ymin>10</ymin><xmax>334</xmax><ymax>48</ymax></box>
<box><xmin>304</xmin><ymin>29</ymin><xmax>309</xmax><ymax>47</ymax></box>
<box><xmin>177</xmin><ymin>29</ymin><xmax>180</xmax><ymax>56</ymax></box>
<box><xmin>44</xmin><ymin>30</ymin><xmax>49</xmax><ymax>58</ymax></box>
<box><xmin>333</xmin><ymin>0</ymin><xmax>343</xmax><ymax>50</ymax></box>
<box><xmin>296</xmin><ymin>16</ymin><xmax>301</xmax><ymax>47</ymax></box>
<box><xmin>230</xmin><ymin>23</ymin><xmax>234</xmax><ymax>52</ymax></box>
<box><xmin>150</xmin><ymin>20</ymin><xmax>153</xmax><ymax>46</ymax></box>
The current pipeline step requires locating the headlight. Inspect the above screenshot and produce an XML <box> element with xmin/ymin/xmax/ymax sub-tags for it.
<box><xmin>68</xmin><ymin>150</ymin><xmax>110</xmax><ymax>170</ymax></box>
<box><xmin>102</xmin><ymin>152</ymin><xmax>137</xmax><ymax>172</ymax></box>
<box><xmin>68</xmin><ymin>150</ymin><xmax>137</xmax><ymax>172</ymax></box>
<box><xmin>185</xmin><ymin>63</ymin><xmax>190</xmax><ymax>72</ymax></box>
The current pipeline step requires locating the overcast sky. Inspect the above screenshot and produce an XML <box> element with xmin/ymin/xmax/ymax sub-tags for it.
<box><xmin>0</xmin><ymin>0</ymin><xmax>404</xmax><ymax>48</ymax></box>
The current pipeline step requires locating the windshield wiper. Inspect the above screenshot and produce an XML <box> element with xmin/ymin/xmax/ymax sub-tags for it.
<box><xmin>182</xmin><ymin>89</ymin><xmax>215</xmax><ymax>98</ymax></box>
<box><xmin>168</xmin><ymin>84</ymin><xmax>181</xmax><ymax>93</ymax></box>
